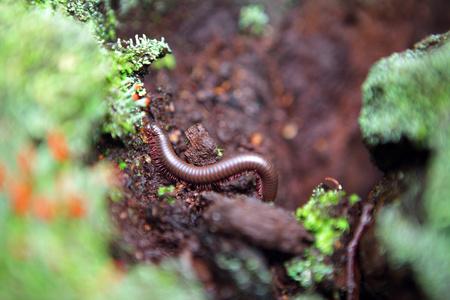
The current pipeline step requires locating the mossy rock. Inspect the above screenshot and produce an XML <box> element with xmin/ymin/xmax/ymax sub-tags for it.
<box><xmin>359</xmin><ymin>31</ymin><xmax>450</xmax><ymax>300</ymax></box>
<box><xmin>359</xmin><ymin>31</ymin><xmax>450</xmax><ymax>171</ymax></box>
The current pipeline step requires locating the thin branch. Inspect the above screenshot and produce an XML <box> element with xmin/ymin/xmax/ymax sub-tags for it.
<box><xmin>346</xmin><ymin>202</ymin><xmax>374</xmax><ymax>300</ymax></box>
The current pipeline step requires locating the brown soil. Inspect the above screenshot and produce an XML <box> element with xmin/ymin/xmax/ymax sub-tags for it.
<box><xmin>98</xmin><ymin>0</ymin><xmax>450</xmax><ymax>299</ymax></box>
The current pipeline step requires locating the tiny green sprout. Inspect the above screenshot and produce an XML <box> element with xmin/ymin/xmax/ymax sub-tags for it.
<box><xmin>216</xmin><ymin>147</ymin><xmax>224</xmax><ymax>157</ymax></box>
<box><xmin>157</xmin><ymin>185</ymin><xmax>175</xmax><ymax>196</ymax></box>
<box><xmin>239</xmin><ymin>4</ymin><xmax>269</xmax><ymax>36</ymax></box>
<box><xmin>104</xmin><ymin>149</ymin><xmax>111</xmax><ymax>155</ymax></box>
<box><xmin>118</xmin><ymin>161</ymin><xmax>127</xmax><ymax>170</ymax></box>
<box><xmin>165</xmin><ymin>197</ymin><xmax>175</xmax><ymax>204</ymax></box>
<box><xmin>349</xmin><ymin>194</ymin><xmax>360</xmax><ymax>205</ymax></box>
<box><xmin>157</xmin><ymin>185</ymin><xmax>176</xmax><ymax>204</ymax></box>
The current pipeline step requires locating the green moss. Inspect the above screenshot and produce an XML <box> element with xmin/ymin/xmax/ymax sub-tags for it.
<box><xmin>109</xmin><ymin>34</ymin><xmax>171</xmax><ymax>77</ymax></box>
<box><xmin>157</xmin><ymin>185</ymin><xmax>175</xmax><ymax>204</ymax></box>
<box><xmin>118</xmin><ymin>161</ymin><xmax>127</xmax><ymax>170</ymax></box>
<box><xmin>238</xmin><ymin>4</ymin><xmax>269</xmax><ymax>37</ymax></box>
<box><xmin>25</xmin><ymin>0</ymin><xmax>117</xmax><ymax>41</ymax></box>
<box><xmin>359</xmin><ymin>32</ymin><xmax>450</xmax><ymax>149</ymax></box>
<box><xmin>360</xmin><ymin>31</ymin><xmax>450</xmax><ymax>300</ymax></box>
<box><xmin>296</xmin><ymin>186</ymin><xmax>357</xmax><ymax>255</ymax></box>
<box><xmin>287</xmin><ymin>184</ymin><xmax>359</xmax><ymax>290</ymax></box>
<box><xmin>102</xmin><ymin>35</ymin><xmax>171</xmax><ymax>138</ymax></box>
<box><xmin>24</xmin><ymin>1</ymin><xmax>171</xmax><ymax>140</ymax></box>
<box><xmin>157</xmin><ymin>185</ymin><xmax>175</xmax><ymax>196</ymax></box>
<box><xmin>285</xmin><ymin>249</ymin><xmax>334</xmax><ymax>290</ymax></box>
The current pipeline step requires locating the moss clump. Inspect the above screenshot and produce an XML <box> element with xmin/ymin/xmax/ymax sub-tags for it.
<box><xmin>109</xmin><ymin>34</ymin><xmax>171</xmax><ymax>77</ymax></box>
<box><xmin>285</xmin><ymin>249</ymin><xmax>334</xmax><ymax>290</ymax></box>
<box><xmin>103</xmin><ymin>35</ymin><xmax>171</xmax><ymax>138</ymax></box>
<box><xmin>238</xmin><ymin>4</ymin><xmax>269</xmax><ymax>36</ymax></box>
<box><xmin>360</xmin><ymin>31</ymin><xmax>450</xmax><ymax>300</ymax></box>
<box><xmin>24</xmin><ymin>0</ymin><xmax>172</xmax><ymax>139</ymax></box>
<box><xmin>359</xmin><ymin>32</ymin><xmax>450</xmax><ymax>149</ymax></box>
<box><xmin>286</xmin><ymin>184</ymin><xmax>359</xmax><ymax>290</ymax></box>
<box><xmin>25</xmin><ymin>0</ymin><xmax>118</xmax><ymax>41</ymax></box>
<box><xmin>296</xmin><ymin>186</ymin><xmax>358</xmax><ymax>255</ymax></box>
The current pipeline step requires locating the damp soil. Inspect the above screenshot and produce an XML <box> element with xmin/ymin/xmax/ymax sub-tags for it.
<box><xmin>97</xmin><ymin>0</ymin><xmax>450</xmax><ymax>299</ymax></box>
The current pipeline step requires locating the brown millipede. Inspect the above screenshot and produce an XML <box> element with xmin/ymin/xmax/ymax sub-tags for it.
<box><xmin>144</xmin><ymin>122</ymin><xmax>278</xmax><ymax>202</ymax></box>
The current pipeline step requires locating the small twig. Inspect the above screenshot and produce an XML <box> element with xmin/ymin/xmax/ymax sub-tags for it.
<box><xmin>346</xmin><ymin>202</ymin><xmax>374</xmax><ymax>300</ymax></box>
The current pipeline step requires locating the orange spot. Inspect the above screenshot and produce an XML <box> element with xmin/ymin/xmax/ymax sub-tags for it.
<box><xmin>47</xmin><ymin>130</ymin><xmax>69</xmax><ymax>162</ymax></box>
<box><xmin>132</xmin><ymin>93</ymin><xmax>140</xmax><ymax>101</ymax></box>
<box><xmin>134</xmin><ymin>83</ymin><xmax>144</xmax><ymax>90</ymax></box>
<box><xmin>98</xmin><ymin>154</ymin><xmax>104</xmax><ymax>160</ymax></box>
<box><xmin>169</xmin><ymin>131</ymin><xmax>180</xmax><ymax>144</ymax></box>
<box><xmin>33</xmin><ymin>196</ymin><xmax>54</xmax><ymax>222</ymax></box>
<box><xmin>17</xmin><ymin>146</ymin><xmax>36</xmax><ymax>177</ymax></box>
<box><xmin>214</xmin><ymin>86</ymin><xmax>225</xmax><ymax>95</ymax></box>
<box><xmin>221</xmin><ymin>81</ymin><xmax>231</xmax><ymax>90</ymax></box>
<box><xmin>250</xmin><ymin>133</ymin><xmax>264</xmax><ymax>147</ymax></box>
<box><xmin>68</xmin><ymin>196</ymin><xmax>86</xmax><ymax>218</ymax></box>
<box><xmin>142</xmin><ymin>97</ymin><xmax>150</xmax><ymax>106</ymax></box>
<box><xmin>10</xmin><ymin>180</ymin><xmax>32</xmax><ymax>216</ymax></box>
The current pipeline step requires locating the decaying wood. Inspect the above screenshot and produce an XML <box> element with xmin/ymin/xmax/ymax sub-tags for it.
<box><xmin>202</xmin><ymin>192</ymin><xmax>314</xmax><ymax>254</ymax></box>
<box><xmin>184</xmin><ymin>123</ymin><xmax>219</xmax><ymax>166</ymax></box>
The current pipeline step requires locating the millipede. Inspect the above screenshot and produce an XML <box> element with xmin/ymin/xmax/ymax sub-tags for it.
<box><xmin>144</xmin><ymin>122</ymin><xmax>278</xmax><ymax>202</ymax></box>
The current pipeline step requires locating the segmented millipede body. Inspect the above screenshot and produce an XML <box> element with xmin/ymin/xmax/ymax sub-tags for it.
<box><xmin>144</xmin><ymin>122</ymin><xmax>278</xmax><ymax>202</ymax></box>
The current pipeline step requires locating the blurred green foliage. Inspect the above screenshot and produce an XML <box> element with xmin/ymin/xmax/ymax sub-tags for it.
<box><xmin>359</xmin><ymin>33</ymin><xmax>450</xmax><ymax>149</ymax></box>
<box><xmin>214</xmin><ymin>245</ymin><xmax>273</xmax><ymax>297</ymax></box>
<box><xmin>152</xmin><ymin>53</ymin><xmax>177</xmax><ymax>71</ymax></box>
<box><xmin>0</xmin><ymin>2</ymin><xmax>203</xmax><ymax>300</ymax></box>
<box><xmin>285</xmin><ymin>249</ymin><xmax>333</xmax><ymax>290</ymax></box>
<box><xmin>0</xmin><ymin>1</ymin><xmax>109</xmax><ymax>161</ymax></box>
<box><xmin>360</xmin><ymin>31</ymin><xmax>450</xmax><ymax>299</ymax></box>
<box><xmin>24</xmin><ymin>0</ymin><xmax>171</xmax><ymax>139</ymax></box>
<box><xmin>238</xmin><ymin>4</ymin><xmax>269</xmax><ymax>36</ymax></box>
<box><xmin>25</xmin><ymin>0</ymin><xmax>118</xmax><ymax>42</ymax></box>
<box><xmin>378</xmin><ymin>206</ymin><xmax>450</xmax><ymax>300</ymax></box>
